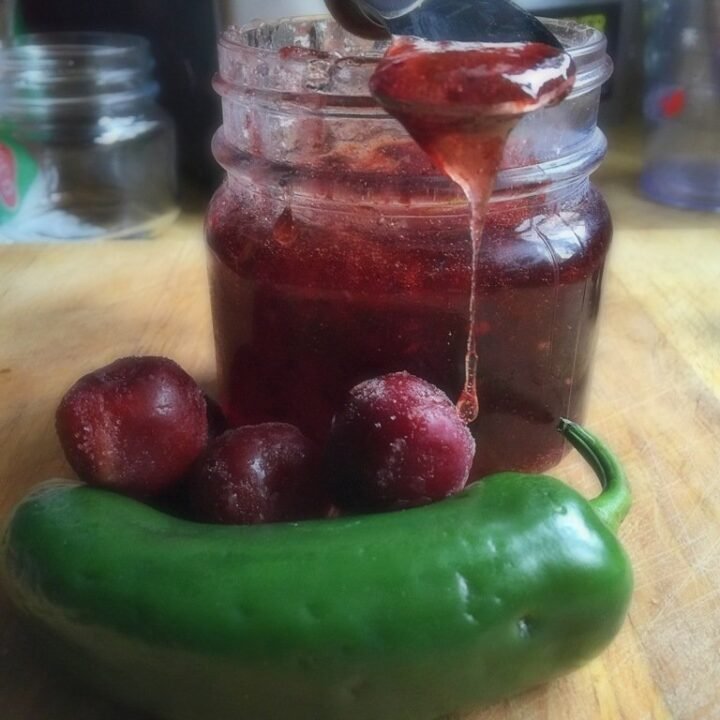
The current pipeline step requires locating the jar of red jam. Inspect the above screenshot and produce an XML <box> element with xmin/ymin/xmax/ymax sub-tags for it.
<box><xmin>206</xmin><ymin>17</ymin><xmax>613</xmax><ymax>477</ymax></box>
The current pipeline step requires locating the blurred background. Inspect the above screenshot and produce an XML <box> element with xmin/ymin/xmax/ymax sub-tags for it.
<box><xmin>0</xmin><ymin>0</ymin><xmax>718</xmax><ymax>240</ymax></box>
<box><xmin>1</xmin><ymin>0</ymin><xmax>644</xmax><ymax>186</ymax></box>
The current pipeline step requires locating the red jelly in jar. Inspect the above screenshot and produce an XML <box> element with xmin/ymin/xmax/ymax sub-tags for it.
<box><xmin>207</xmin><ymin>18</ymin><xmax>614</xmax><ymax>477</ymax></box>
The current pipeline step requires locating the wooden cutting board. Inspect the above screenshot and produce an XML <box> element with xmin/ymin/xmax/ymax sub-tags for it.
<box><xmin>1</xmin><ymin>130</ymin><xmax>719</xmax><ymax>719</ymax></box>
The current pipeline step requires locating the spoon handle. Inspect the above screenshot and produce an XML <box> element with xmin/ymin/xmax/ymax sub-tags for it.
<box><xmin>358</xmin><ymin>0</ymin><xmax>563</xmax><ymax>46</ymax></box>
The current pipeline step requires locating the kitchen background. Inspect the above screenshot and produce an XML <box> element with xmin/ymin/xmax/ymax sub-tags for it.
<box><xmin>1</xmin><ymin>0</ymin><xmax>718</xmax><ymax>241</ymax></box>
<box><xmin>1</xmin><ymin>0</ymin><xmax>644</xmax><ymax>185</ymax></box>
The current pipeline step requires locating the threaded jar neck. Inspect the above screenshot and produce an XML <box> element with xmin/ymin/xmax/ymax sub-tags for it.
<box><xmin>213</xmin><ymin>17</ymin><xmax>612</xmax><ymax>194</ymax></box>
<box><xmin>0</xmin><ymin>33</ymin><xmax>158</xmax><ymax>119</ymax></box>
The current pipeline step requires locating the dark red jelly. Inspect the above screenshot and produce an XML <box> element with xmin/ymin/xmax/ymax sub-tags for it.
<box><xmin>207</xmin><ymin>182</ymin><xmax>610</xmax><ymax>478</ymax></box>
<box><xmin>207</xmin><ymin>19</ymin><xmax>613</xmax><ymax>478</ymax></box>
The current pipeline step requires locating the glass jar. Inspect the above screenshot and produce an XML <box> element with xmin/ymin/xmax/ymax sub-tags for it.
<box><xmin>0</xmin><ymin>33</ymin><xmax>178</xmax><ymax>242</ymax></box>
<box><xmin>206</xmin><ymin>17</ymin><xmax>613</xmax><ymax>477</ymax></box>
<box><xmin>641</xmin><ymin>0</ymin><xmax>720</xmax><ymax>211</ymax></box>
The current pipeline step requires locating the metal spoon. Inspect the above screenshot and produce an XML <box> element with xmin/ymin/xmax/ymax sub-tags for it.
<box><xmin>327</xmin><ymin>0</ymin><xmax>562</xmax><ymax>47</ymax></box>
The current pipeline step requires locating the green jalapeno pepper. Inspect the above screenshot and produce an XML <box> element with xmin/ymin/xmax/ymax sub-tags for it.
<box><xmin>1</xmin><ymin>420</ymin><xmax>632</xmax><ymax>720</ymax></box>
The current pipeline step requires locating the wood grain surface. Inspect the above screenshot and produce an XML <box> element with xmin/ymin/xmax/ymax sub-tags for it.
<box><xmin>1</xmin><ymin>129</ymin><xmax>719</xmax><ymax>720</ymax></box>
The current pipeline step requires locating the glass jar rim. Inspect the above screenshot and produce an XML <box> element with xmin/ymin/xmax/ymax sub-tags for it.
<box><xmin>2</xmin><ymin>32</ymin><xmax>153</xmax><ymax>68</ymax></box>
<box><xmin>217</xmin><ymin>15</ymin><xmax>612</xmax><ymax>106</ymax></box>
<box><xmin>0</xmin><ymin>32</ymin><xmax>157</xmax><ymax>110</ymax></box>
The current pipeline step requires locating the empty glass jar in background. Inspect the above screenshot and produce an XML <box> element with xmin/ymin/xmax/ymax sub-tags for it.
<box><xmin>0</xmin><ymin>33</ymin><xmax>178</xmax><ymax>242</ymax></box>
<box><xmin>641</xmin><ymin>0</ymin><xmax>720</xmax><ymax>212</ymax></box>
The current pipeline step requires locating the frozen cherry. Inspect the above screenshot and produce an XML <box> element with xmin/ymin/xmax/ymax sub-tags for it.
<box><xmin>327</xmin><ymin>372</ymin><xmax>475</xmax><ymax>511</ymax></box>
<box><xmin>56</xmin><ymin>356</ymin><xmax>208</xmax><ymax>497</ymax></box>
<box><xmin>187</xmin><ymin>424</ymin><xmax>326</xmax><ymax>525</ymax></box>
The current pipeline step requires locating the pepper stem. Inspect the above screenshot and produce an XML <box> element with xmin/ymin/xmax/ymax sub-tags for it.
<box><xmin>558</xmin><ymin>419</ymin><xmax>631</xmax><ymax>532</ymax></box>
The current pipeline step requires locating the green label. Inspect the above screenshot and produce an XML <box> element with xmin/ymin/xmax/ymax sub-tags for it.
<box><xmin>0</xmin><ymin>135</ymin><xmax>39</xmax><ymax>223</ymax></box>
<box><xmin>566</xmin><ymin>13</ymin><xmax>608</xmax><ymax>33</ymax></box>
